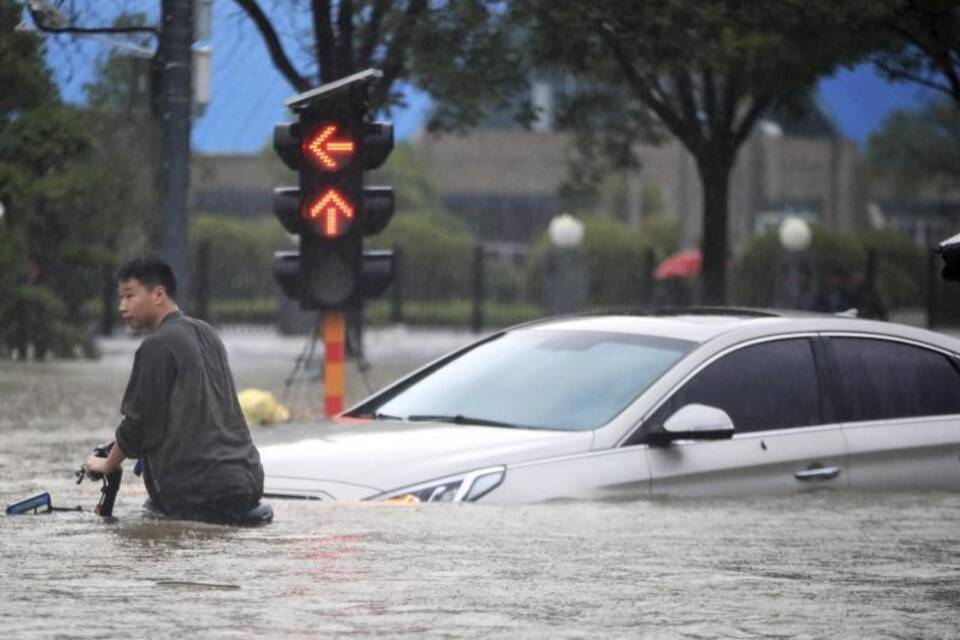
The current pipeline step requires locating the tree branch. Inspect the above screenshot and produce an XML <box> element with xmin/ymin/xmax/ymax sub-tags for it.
<box><xmin>875</xmin><ymin>59</ymin><xmax>953</xmax><ymax>97</ymax></box>
<box><xmin>718</xmin><ymin>72</ymin><xmax>740</xmax><ymax>137</ymax></box>
<box><xmin>885</xmin><ymin>12</ymin><xmax>960</xmax><ymax>102</ymax></box>
<box><xmin>234</xmin><ymin>0</ymin><xmax>310</xmax><ymax>92</ymax></box>
<box><xmin>672</xmin><ymin>70</ymin><xmax>704</xmax><ymax>146</ymax></box>
<box><xmin>371</xmin><ymin>0</ymin><xmax>428</xmax><ymax>109</ymax></box>
<box><xmin>358</xmin><ymin>0</ymin><xmax>391</xmax><ymax>68</ymax></box>
<box><xmin>703</xmin><ymin>67</ymin><xmax>717</xmax><ymax>130</ymax></box>
<box><xmin>732</xmin><ymin>96</ymin><xmax>772</xmax><ymax>150</ymax></box>
<box><xmin>598</xmin><ymin>23</ymin><xmax>697</xmax><ymax>152</ymax></box>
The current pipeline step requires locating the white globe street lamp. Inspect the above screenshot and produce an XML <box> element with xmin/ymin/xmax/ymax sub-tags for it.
<box><xmin>778</xmin><ymin>216</ymin><xmax>812</xmax><ymax>252</ymax></box>
<box><xmin>548</xmin><ymin>214</ymin><xmax>585</xmax><ymax>248</ymax></box>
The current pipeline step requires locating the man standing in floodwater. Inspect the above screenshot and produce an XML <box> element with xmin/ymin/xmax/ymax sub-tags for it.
<box><xmin>82</xmin><ymin>256</ymin><xmax>264</xmax><ymax>524</ymax></box>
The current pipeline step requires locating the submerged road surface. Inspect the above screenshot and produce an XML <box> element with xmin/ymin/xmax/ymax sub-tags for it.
<box><xmin>2</xmin><ymin>328</ymin><xmax>959</xmax><ymax>638</ymax></box>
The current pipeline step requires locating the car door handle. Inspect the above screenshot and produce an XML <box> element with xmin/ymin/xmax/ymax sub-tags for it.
<box><xmin>794</xmin><ymin>465</ymin><xmax>841</xmax><ymax>482</ymax></box>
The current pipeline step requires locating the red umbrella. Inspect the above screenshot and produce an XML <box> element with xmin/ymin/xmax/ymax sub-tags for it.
<box><xmin>654</xmin><ymin>249</ymin><xmax>702</xmax><ymax>280</ymax></box>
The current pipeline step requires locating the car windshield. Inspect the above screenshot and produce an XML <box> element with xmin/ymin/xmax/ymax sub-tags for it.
<box><xmin>363</xmin><ymin>329</ymin><xmax>695</xmax><ymax>431</ymax></box>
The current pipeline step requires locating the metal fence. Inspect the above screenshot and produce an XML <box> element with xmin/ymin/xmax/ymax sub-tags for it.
<box><xmin>160</xmin><ymin>238</ymin><xmax>960</xmax><ymax>334</ymax></box>
<box><xmin>378</xmin><ymin>243</ymin><xmax>960</xmax><ymax>332</ymax></box>
<box><xmin>377</xmin><ymin>242</ymin><xmax>543</xmax><ymax>332</ymax></box>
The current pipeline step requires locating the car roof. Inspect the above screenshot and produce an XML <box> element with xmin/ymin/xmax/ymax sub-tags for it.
<box><xmin>516</xmin><ymin>308</ymin><xmax>960</xmax><ymax>350</ymax></box>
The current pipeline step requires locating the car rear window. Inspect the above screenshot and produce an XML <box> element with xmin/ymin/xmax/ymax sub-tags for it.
<box><xmin>828</xmin><ymin>337</ymin><xmax>960</xmax><ymax>422</ymax></box>
<box><xmin>362</xmin><ymin>330</ymin><xmax>695</xmax><ymax>431</ymax></box>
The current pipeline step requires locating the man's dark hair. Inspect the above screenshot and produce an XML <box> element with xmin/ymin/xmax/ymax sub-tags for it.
<box><xmin>116</xmin><ymin>255</ymin><xmax>178</xmax><ymax>300</ymax></box>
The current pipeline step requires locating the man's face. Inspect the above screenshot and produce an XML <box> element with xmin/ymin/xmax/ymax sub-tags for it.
<box><xmin>118</xmin><ymin>278</ymin><xmax>161</xmax><ymax>330</ymax></box>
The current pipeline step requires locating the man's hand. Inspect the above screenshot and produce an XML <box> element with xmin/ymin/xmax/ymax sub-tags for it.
<box><xmin>84</xmin><ymin>455</ymin><xmax>112</xmax><ymax>479</ymax></box>
<box><xmin>82</xmin><ymin>441</ymin><xmax>127</xmax><ymax>481</ymax></box>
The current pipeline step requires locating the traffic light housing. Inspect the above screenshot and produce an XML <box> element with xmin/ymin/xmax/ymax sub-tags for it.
<box><xmin>272</xmin><ymin>69</ymin><xmax>396</xmax><ymax>310</ymax></box>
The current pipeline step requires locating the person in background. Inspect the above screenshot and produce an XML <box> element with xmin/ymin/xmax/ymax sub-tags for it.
<box><xmin>818</xmin><ymin>267</ymin><xmax>854</xmax><ymax>313</ymax></box>
<box><xmin>792</xmin><ymin>264</ymin><xmax>818</xmax><ymax>311</ymax></box>
<box><xmin>851</xmin><ymin>270</ymin><xmax>887</xmax><ymax>320</ymax></box>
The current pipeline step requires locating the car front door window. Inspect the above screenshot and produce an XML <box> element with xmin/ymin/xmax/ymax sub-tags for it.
<box><xmin>644</xmin><ymin>338</ymin><xmax>822</xmax><ymax>438</ymax></box>
<box><xmin>638</xmin><ymin>337</ymin><xmax>846</xmax><ymax>495</ymax></box>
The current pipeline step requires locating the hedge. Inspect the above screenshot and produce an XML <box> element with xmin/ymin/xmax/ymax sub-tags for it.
<box><xmin>732</xmin><ymin>226</ymin><xmax>925</xmax><ymax>309</ymax></box>
<box><xmin>526</xmin><ymin>215</ymin><xmax>665</xmax><ymax>308</ymax></box>
<box><xmin>189</xmin><ymin>214</ymin><xmax>293</xmax><ymax>302</ymax></box>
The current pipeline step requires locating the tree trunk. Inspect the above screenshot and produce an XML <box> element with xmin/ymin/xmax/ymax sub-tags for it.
<box><xmin>696</xmin><ymin>156</ymin><xmax>734</xmax><ymax>305</ymax></box>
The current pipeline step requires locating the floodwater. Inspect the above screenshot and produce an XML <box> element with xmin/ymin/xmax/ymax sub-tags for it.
<box><xmin>2</xmin><ymin>329</ymin><xmax>960</xmax><ymax>639</ymax></box>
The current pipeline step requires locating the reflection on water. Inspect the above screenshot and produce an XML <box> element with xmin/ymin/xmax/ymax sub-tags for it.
<box><xmin>2</xmin><ymin>338</ymin><xmax>960</xmax><ymax>638</ymax></box>
<box><xmin>110</xmin><ymin>518</ymin><xmax>241</xmax><ymax>547</ymax></box>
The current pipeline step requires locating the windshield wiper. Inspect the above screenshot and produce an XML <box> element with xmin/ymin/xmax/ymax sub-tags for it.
<box><xmin>406</xmin><ymin>414</ymin><xmax>522</xmax><ymax>428</ymax></box>
<box><xmin>371</xmin><ymin>412</ymin><xmax>404</xmax><ymax>421</ymax></box>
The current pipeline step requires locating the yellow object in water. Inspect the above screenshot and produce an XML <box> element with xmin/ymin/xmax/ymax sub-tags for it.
<box><xmin>238</xmin><ymin>388</ymin><xmax>290</xmax><ymax>427</ymax></box>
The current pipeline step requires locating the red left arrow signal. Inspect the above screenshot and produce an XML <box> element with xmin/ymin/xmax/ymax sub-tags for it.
<box><xmin>303</xmin><ymin>189</ymin><xmax>355</xmax><ymax>238</ymax></box>
<box><xmin>303</xmin><ymin>125</ymin><xmax>356</xmax><ymax>171</ymax></box>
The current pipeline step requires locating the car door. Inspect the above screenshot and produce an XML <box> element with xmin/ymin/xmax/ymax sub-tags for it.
<box><xmin>632</xmin><ymin>337</ymin><xmax>849</xmax><ymax>496</ymax></box>
<box><xmin>824</xmin><ymin>335</ymin><xmax>960</xmax><ymax>490</ymax></box>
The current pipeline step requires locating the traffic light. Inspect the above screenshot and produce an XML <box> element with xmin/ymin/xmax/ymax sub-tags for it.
<box><xmin>272</xmin><ymin>69</ymin><xmax>396</xmax><ymax>310</ymax></box>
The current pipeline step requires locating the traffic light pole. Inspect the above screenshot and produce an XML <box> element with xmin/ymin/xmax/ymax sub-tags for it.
<box><xmin>322</xmin><ymin>312</ymin><xmax>346</xmax><ymax>416</ymax></box>
<box><xmin>155</xmin><ymin>0</ymin><xmax>193</xmax><ymax>294</ymax></box>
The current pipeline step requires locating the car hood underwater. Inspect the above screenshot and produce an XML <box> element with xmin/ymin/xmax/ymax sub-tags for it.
<box><xmin>258</xmin><ymin>419</ymin><xmax>593</xmax><ymax>500</ymax></box>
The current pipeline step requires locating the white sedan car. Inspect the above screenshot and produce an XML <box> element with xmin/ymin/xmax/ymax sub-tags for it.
<box><xmin>260</xmin><ymin>310</ymin><xmax>960</xmax><ymax>503</ymax></box>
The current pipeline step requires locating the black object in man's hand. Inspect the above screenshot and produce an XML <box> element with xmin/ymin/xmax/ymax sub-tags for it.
<box><xmin>76</xmin><ymin>442</ymin><xmax>123</xmax><ymax>518</ymax></box>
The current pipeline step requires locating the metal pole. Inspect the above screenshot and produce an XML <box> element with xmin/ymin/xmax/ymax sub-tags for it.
<box><xmin>472</xmin><ymin>243</ymin><xmax>485</xmax><ymax>333</ymax></box>
<box><xmin>390</xmin><ymin>245</ymin><xmax>404</xmax><ymax>323</ymax></box>
<box><xmin>927</xmin><ymin>248</ymin><xmax>938</xmax><ymax>329</ymax></box>
<box><xmin>155</xmin><ymin>0</ymin><xmax>193</xmax><ymax>295</ymax></box>
<box><xmin>193</xmin><ymin>239</ymin><xmax>211</xmax><ymax>321</ymax></box>
<box><xmin>100</xmin><ymin>263</ymin><xmax>115</xmax><ymax>336</ymax></box>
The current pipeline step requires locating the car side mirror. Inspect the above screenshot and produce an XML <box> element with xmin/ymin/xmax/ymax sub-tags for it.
<box><xmin>652</xmin><ymin>403</ymin><xmax>735</xmax><ymax>445</ymax></box>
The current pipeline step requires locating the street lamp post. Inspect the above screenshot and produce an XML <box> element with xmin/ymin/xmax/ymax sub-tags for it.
<box><xmin>776</xmin><ymin>216</ymin><xmax>812</xmax><ymax>309</ymax></box>
<box><xmin>545</xmin><ymin>214</ymin><xmax>587</xmax><ymax>315</ymax></box>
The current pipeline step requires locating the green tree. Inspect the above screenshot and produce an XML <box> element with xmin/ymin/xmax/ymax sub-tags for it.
<box><xmin>79</xmin><ymin>42</ymin><xmax>157</xmax><ymax>333</ymax></box>
<box><xmin>0</xmin><ymin>1</ymin><xmax>87</xmax><ymax>356</ymax></box>
<box><xmin>0</xmin><ymin>0</ymin><xmax>149</xmax><ymax>357</ymax></box>
<box><xmin>867</xmin><ymin>100</ymin><xmax>960</xmax><ymax>192</ymax></box>
<box><xmin>235</xmin><ymin>0</ymin><xmax>529</xmax><ymax>128</ymax></box>
<box><xmin>520</xmin><ymin>0</ymin><xmax>895</xmax><ymax>304</ymax></box>
<box><xmin>871</xmin><ymin>0</ymin><xmax>960</xmax><ymax>108</ymax></box>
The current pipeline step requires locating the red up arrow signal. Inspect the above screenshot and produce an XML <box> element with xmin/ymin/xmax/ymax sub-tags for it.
<box><xmin>303</xmin><ymin>189</ymin><xmax>355</xmax><ymax>238</ymax></box>
<box><xmin>303</xmin><ymin>125</ymin><xmax>356</xmax><ymax>171</ymax></box>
